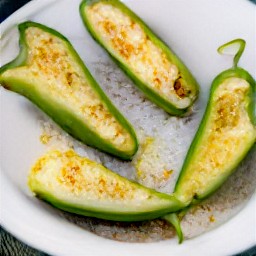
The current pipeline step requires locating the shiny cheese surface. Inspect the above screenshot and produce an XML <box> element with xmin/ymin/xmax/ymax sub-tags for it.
<box><xmin>2</xmin><ymin>27</ymin><xmax>133</xmax><ymax>151</ymax></box>
<box><xmin>85</xmin><ymin>2</ymin><xmax>191</xmax><ymax>108</ymax></box>
<box><xmin>176</xmin><ymin>78</ymin><xmax>256</xmax><ymax>202</ymax></box>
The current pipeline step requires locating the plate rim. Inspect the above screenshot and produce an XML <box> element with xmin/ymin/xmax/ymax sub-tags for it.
<box><xmin>0</xmin><ymin>0</ymin><xmax>255</xmax><ymax>255</ymax></box>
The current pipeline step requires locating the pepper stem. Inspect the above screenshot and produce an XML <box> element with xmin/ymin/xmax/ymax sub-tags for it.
<box><xmin>217</xmin><ymin>39</ymin><xmax>246</xmax><ymax>68</ymax></box>
<box><xmin>163</xmin><ymin>213</ymin><xmax>184</xmax><ymax>244</ymax></box>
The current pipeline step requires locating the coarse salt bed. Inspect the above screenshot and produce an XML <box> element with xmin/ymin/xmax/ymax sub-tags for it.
<box><xmin>38</xmin><ymin>58</ymin><xmax>256</xmax><ymax>243</ymax></box>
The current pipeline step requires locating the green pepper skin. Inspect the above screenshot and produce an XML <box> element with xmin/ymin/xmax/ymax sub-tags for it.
<box><xmin>163</xmin><ymin>213</ymin><xmax>183</xmax><ymax>244</ymax></box>
<box><xmin>38</xmin><ymin>191</ymin><xmax>185</xmax><ymax>222</ymax></box>
<box><xmin>28</xmin><ymin>150</ymin><xmax>187</xmax><ymax>222</ymax></box>
<box><xmin>0</xmin><ymin>21</ymin><xmax>138</xmax><ymax>160</ymax></box>
<box><xmin>80</xmin><ymin>0</ymin><xmax>199</xmax><ymax>116</ymax></box>
<box><xmin>174</xmin><ymin>67</ymin><xmax>256</xmax><ymax>204</ymax></box>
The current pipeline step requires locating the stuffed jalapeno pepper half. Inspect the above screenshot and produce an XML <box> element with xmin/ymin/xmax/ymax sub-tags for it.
<box><xmin>28</xmin><ymin>150</ymin><xmax>186</xmax><ymax>221</ymax></box>
<box><xmin>174</xmin><ymin>39</ymin><xmax>256</xmax><ymax>205</ymax></box>
<box><xmin>80</xmin><ymin>0</ymin><xmax>199</xmax><ymax>116</ymax></box>
<box><xmin>0</xmin><ymin>21</ymin><xmax>138</xmax><ymax>160</ymax></box>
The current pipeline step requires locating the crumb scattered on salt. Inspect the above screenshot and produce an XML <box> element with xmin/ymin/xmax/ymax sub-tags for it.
<box><xmin>132</xmin><ymin>137</ymin><xmax>176</xmax><ymax>192</ymax></box>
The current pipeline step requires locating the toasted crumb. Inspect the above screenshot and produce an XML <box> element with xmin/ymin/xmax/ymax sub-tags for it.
<box><xmin>40</xmin><ymin>133</ymin><xmax>51</xmax><ymax>144</ymax></box>
<box><xmin>163</xmin><ymin>170</ymin><xmax>173</xmax><ymax>180</ymax></box>
<box><xmin>209</xmin><ymin>215</ymin><xmax>215</xmax><ymax>223</ymax></box>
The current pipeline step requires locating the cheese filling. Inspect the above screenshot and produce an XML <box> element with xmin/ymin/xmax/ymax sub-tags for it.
<box><xmin>2</xmin><ymin>27</ymin><xmax>133</xmax><ymax>151</ymax></box>
<box><xmin>85</xmin><ymin>3</ymin><xmax>192</xmax><ymax>108</ymax></box>
<box><xmin>177</xmin><ymin>77</ymin><xmax>256</xmax><ymax>202</ymax></box>
<box><xmin>29</xmin><ymin>150</ymin><xmax>171</xmax><ymax>211</ymax></box>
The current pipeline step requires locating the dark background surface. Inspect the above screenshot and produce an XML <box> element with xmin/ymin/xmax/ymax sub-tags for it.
<box><xmin>0</xmin><ymin>0</ymin><xmax>255</xmax><ymax>255</ymax></box>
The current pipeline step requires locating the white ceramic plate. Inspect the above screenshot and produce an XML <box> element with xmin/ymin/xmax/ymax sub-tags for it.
<box><xmin>0</xmin><ymin>0</ymin><xmax>255</xmax><ymax>255</ymax></box>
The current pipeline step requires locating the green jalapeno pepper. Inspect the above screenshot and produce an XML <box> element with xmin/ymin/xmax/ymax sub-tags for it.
<box><xmin>0</xmin><ymin>21</ymin><xmax>138</xmax><ymax>160</ymax></box>
<box><xmin>163</xmin><ymin>39</ymin><xmax>255</xmax><ymax>243</ymax></box>
<box><xmin>28</xmin><ymin>150</ymin><xmax>187</xmax><ymax>221</ymax></box>
<box><xmin>80</xmin><ymin>0</ymin><xmax>199</xmax><ymax>115</ymax></box>
<box><xmin>174</xmin><ymin>39</ymin><xmax>256</xmax><ymax>205</ymax></box>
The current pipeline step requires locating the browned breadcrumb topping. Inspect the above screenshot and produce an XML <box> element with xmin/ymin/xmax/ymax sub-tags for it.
<box><xmin>57</xmin><ymin>151</ymin><xmax>136</xmax><ymax>199</ymax></box>
<box><xmin>214</xmin><ymin>90</ymin><xmax>243</xmax><ymax>131</ymax></box>
<box><xmin>31</xmin><ymin>150</ymin><xmax>153</xmax><ymax>201</ymax></box>
<box><xmin>3</xmin><ymin>27</ymin><xmax>134</xmax><ymax>150</ymax></box>
<box><xmin>174</xmin><ymin>78</ymin><xmax>186</xmax><ymax>98</ymax></box>
<box><xmin>86</xmin><ymin>3</ymin><xmax>192</xmax><ymax>104</ymax></box>
<box><xmin>176</xmin><ymin>78</ymin><xmax>255</xmax><ymax>202</ymax></box>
